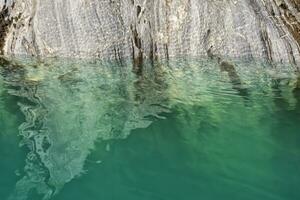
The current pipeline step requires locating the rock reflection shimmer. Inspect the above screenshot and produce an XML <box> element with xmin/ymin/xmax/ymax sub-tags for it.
<box><xmin>0</xmin><ymin>57</ymin><xmax>299</xmax><ymax>200</ymax></box>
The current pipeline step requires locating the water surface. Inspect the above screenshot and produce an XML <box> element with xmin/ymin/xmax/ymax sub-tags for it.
<box><xmin>0</xmin><ymin>58</ymin><xmax>300</xmax><ymax>200</ymax></box>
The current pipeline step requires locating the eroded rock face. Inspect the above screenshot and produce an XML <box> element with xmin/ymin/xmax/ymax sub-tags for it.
<box><xmin>0</xmin><ymin>0</ymin><xmax>300</xmax><ymax>66</ymax></box>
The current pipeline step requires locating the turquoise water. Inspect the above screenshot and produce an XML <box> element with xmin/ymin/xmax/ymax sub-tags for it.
<box><xmin>0</xmin><ymin>58</ymin><xmax>300</xmax><ymax>200</ymax></box>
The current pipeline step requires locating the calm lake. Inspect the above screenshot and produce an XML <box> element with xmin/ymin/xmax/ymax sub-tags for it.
<box><xmin>0</xmin><ymin>58</ymin><xmax>300</xmax><ymax>200</ymax></box>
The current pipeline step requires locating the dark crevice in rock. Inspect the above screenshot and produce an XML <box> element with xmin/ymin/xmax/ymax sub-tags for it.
<box><xmin>131</xmin><ymin>25</ymin><xmax>143</xmax><ymax>74</ymax></box>
<box><xmin>164</xmin><ymin>0</ymin><xmax>171</xmax><ymax>60</ymax></box>
<box><xmin>260</xmin><ymin>26</ymin><xmax>273</xmax><ymax>63</ymax></box>
<box><xmin>148</xmin><ymin>21</ymin><xmax>157</xmax><ymax>66</ymax></box>
<box><xmin>113</xmin><ymin>46</ymin><xmax>124</xmax><ymax>67</ymax></box>
<box><xmin>164</xmin><ymin>44</ymin><xmax>169</xmax><ymax>60</ymax></box>
<box><xmin>285</xmin><ymin>38</ymin><xmax>297</xmax><ymax>66</ymax></box>
<box><xmin>137</xmin><ymin>5</ymin><xmax>142</xmax><ymax>17</ymax></box>
<box><xmin>204</xmin><ymin>29</ymin><xmax>214</xmax><ymax>59</ymax></box>
<box><xmin>0</xmin><ymin>2</ymin><xmax>14</xmax><ymax>54</ymax></box>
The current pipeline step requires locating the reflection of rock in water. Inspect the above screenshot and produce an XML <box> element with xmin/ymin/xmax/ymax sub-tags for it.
<box><xmin>0</xmin><ymin>59</ymin><xmax>55</xmax><ymax>200</ymax></box>
<box><xmin>1</xmin><ymin>57</ymin><xmax>298</xmax><ymax>200</ymax></box>
<box><xmin>219</xmin><ymin>59</ymin><xmax>249</xmax><ymax>99</ymax></box>
<box><xmin>292</xmin><ymin>74</ymin><xmax>300</xmax><ymax>114</ymax></box>
<box><xmin>294</xmin><ymin>74</ymin><xmax>300</xmax><ymax>101</ymax></box>
<box><xmin>133</xmin><ymin>60</ymin><xmax>169</xmax><ymax>119</ymax></box>
<box><xmin>1</xmin><ymin>59</ymin><xmax>169</xmax><ymax>200</ymax></box>
<box><xmin>205</xmin><ymin>48</ymin><xmax>249</xmax><ymax>99</ymax></box>
<box><xmin>270</xmin><ymin>71</ymin><xmax>300</xmax><ymax>111</ymax></box>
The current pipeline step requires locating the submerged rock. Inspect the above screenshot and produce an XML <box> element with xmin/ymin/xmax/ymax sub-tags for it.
<box><xmin>0</xmin><ymin>0</ymin><xmax>300</xmax><ymax>66</ymax></box>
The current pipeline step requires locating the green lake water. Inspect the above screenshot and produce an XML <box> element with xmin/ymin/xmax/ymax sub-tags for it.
<box><xmin>0</xmin><ymin>58</ymin><xmax>300</xmax><ymax>200</ymax></box>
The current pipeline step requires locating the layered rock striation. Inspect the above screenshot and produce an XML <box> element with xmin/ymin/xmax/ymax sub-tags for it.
<box><xmin>0</xmin><ymin>0</ymin><xmax>300</xmax><ymax>66</ymax></box>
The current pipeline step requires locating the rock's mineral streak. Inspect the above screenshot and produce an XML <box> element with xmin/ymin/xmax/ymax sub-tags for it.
<box><xmin>1</xmin><ymin>0</ymin><xmax>300</xmax><ymax>66</ymax></box>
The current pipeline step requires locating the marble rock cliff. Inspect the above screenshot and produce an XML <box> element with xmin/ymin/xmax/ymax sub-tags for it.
<box><xmin>1</xmin><ymin>0</ymin><xmax>300</xmax><ymax>65</ymax></box>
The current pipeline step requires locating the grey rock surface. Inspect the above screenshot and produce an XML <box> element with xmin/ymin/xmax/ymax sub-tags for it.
<box><xmin>1</xmin><ymin>0</ymin><xmax>300</xmax><ymax>65</ymax></box>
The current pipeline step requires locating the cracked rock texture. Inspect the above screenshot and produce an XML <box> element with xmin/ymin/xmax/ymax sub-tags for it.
<box><xmin>1</xmin><ymin>0</ymin><xmax>300</xmax><ymax>65</ymax></box>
